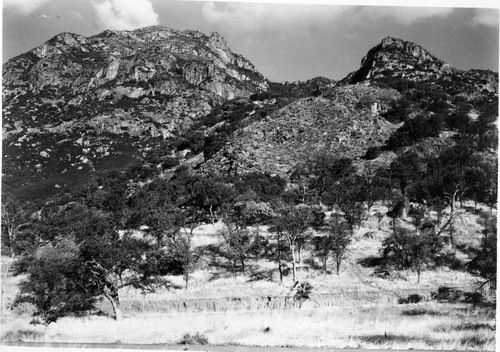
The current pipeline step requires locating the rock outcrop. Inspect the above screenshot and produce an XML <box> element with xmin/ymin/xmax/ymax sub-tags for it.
<box><xmin>2</xmin><ymin>26</ymin><xmax>268</xmax><ymax>198</ymax></box>
<box><xmin>347</xmin><ymin>36</ymin><xmax>498</xmax><ymax>94</ymax></box>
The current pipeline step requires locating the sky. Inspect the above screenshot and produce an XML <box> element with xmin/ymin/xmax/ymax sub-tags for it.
<box><xmin>2</xmin><ymin>0</ymin><xmax>499</xmax><ymax>82</ymax></box>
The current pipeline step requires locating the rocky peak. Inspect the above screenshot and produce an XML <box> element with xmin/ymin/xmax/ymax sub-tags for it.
<box><xmin>349</xmin><ymin>36</ymin><xmax>451</xmax><ymax>83</ymax></box>
<box><xmin>375</xmin><ymin>36</ymin><xmax>440</xmax><ymax>64</ymax></box>
<box><xmin>2</xmin><ymin>25</ymin><xmax>270</xmax><ymax>199</ymax></box>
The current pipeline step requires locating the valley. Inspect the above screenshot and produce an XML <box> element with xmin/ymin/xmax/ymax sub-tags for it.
<box><xmin>1</xmin><ymin>25</ymin><xmax>497</xmax><ymax>350</ymax></box>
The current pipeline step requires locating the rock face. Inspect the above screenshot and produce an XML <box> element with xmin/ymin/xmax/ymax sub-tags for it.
<box><xmin>2</xmin><ymin>26</ymin><xmax>268</xmax><ymax>198</ymax></box>
<box><xmin>355</xmin><ymin>36</ymin><xmax>448</xmax><ymax>81</ymax></box>
<box><xmin>347</xmin><ymin>36</ymin><xmax>498</xmax><ymax>94</ymax></box>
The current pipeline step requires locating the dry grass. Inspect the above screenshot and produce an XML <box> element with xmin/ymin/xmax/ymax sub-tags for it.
<box><xmin>1</xmin><ymin>303</ymin><xmax>495</xmax><ymax>350</ymax></box>
<box><xmin>1</xmin><ymin>203</ymin><xmax>494</xmax><ymax>349</ymax></box>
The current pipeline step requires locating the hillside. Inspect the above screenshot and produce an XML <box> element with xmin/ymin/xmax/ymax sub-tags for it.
<box><xmin>200</xmin><ymin>37</ymin><xmax>497</xmax><ymax>179</ymax></box>
<box><xmin>3</xmin><ymin>33</ymin><xmax>498</xmax><ymax>201</ymax></box>
<box><xmin>2</xmin><ymin>26</ymin><xmax>267</xmax><ymax>200</ymax></box>
<box><xmin>204</xmin><ymin>84</ymin><xmax>400</xmax><ymax>176</ymax></box>
<box><xmin>1</xmin><ymin>29</ymin><xmax>497</xmax><ymax>349</ymax></box>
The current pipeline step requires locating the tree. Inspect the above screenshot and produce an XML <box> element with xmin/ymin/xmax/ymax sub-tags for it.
<box><xmin>219</xmin><ymin>222</ymin><xmax>252</xmax><ymax>277</ymax></box>
<box><xmin>382</xmin><ymin>228</ymin><xmax>443</xmax><ymax>283</ymax></box>
<box><xmin>140</xmin><ymin>204</ymin><xmax>199</xmax><ymax>289</ymax></box>
<box><xmin>322</xmin><ymin>175</ymin><xmax>367</xmax><ymax>234</ymax></box>
<box><xmin>273</xmin><ymin>206</ymin><xmax>311</xmax><ymax>283</ymax></box>
<box><xmin>1</xmin><ymin>195</ymin><xmax>31</xmax><ymax>257</ymax></box>
<box><xmin>13</xmin><ymin>238</ymin><xmax>97</xmax><ymax>325</ymax></box>
<box><xmin>187</xmin><ymin>175</ymin><xmax>235</xmax><ymax>226</ymax></box>
<box><xmin>235</xmin><ymin>172</ymin><xmax>286</xmax><ymax>203</ymax></box>
<box><xmin>14</xmin><ymin>207</ymin><xmax>167</xmax><ymax>322</ymax></box>
<box><xmin>311</xmin><ymin>214</ymin><xmax>351</xmax><ymax>275</ymax></box>
<box><xmin>309</xmin><ymin>155</ymin><xmax>355</xmax><ymax>203</ymax></box>
<box><xmin>390</xmin><ymin>151</ymin><xmax>425</xmax><ymax>199</ymax></box>
<box><xmin>76</xmin><ymin>215</ymin><xmax>161</xmax><ymax>320</ymax></box>
<box><xmin>326</xmin><ymin>214</ymin><xmax>352</xmax><ymax>275</ymax></box>
<box><xmin>166</xmin><ymin>227</ymin><xmax>197</xmax><ymax>289</ymax></box>
<box><xmin>312</xmin><ymin>235</ymin><xmax>332</xmax><ymax>272</ymax></box>
<box><xmin>468</xmin><ymin>215</ymin><xmax>497</xmax><ymax>292</ymax></box>
<box><xmin>229</xmin><ymin>201</ymin><xmax>276</xmax><ymax>233</ymax></box>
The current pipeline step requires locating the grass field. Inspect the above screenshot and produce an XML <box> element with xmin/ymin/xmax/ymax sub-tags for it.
<box><xmin>1</xmin><ymin>203</ymin><xmax>495</xmax><ymax>350</ymax></box>
<box><xmin>1</xmin><ymin>302</ymin><xmax>496</xmax><ymax>350</ymax></box>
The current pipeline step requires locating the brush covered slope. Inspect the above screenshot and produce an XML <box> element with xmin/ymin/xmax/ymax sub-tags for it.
<box><xmin>203</xmin><ymin>84</ymin><xmax>400</xmax><ymax>176</ymax></box>
<box><xmin>203</xmin><ymin>36</ymin><xmax>498</xmax><ymax>178</ymax></box>
<box><xmin>2</xmin><ymin>26</ymin><xmax>268</xmax><ymax>200</ymax></box>
<box><xmin>2</xmin><ymin>33</ymin><xmax>498</xmax><ymax>202</ymax></box>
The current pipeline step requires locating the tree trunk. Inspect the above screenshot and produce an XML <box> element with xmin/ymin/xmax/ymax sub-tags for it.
<box><xmin>240</xmin><ymin>258</ymin><xmax>245</xmax><ymax>274</ymax></box>
<box><xmin>184</xmin><ymin>272</ymin><xmax>189</xmax><ymax>290</ymax></box>
<box><xmin>104</xmin><ymin>290</ymin><xmax>123</xmax><ymax>321</ymax></box>
<box><xmin>323</xmin><ymin>256</ymin><xmax>327</xmax><ymax>272</ymax></box>
<box><xmin>449</xmin><ymin>203</ymin><xmax>455</xmax><ymax>245</ymax></box>
<box><xmin>209</xmin><ymin>204</ymin><xmax>216</xmax><ymax>227</ymax></box>
<box><xmin>290</xmin><ymin>244</ymin><xmax>297</xmax><ymax>283</ymax></box>
<box><xmin>277</xmin><ymin>234</ymin><xmax>283</xmax><ymax>285</ymax></box>
<box><xmin>8</xmin><ymin>229</ymin><xmax>15</xmax><ymax>258</ymax></box>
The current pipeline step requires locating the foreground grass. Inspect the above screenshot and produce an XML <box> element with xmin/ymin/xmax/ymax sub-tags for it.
<box><xmin>1</xmin><ymin>302</ymin><xmax>495</xmax><ymax>350</ymax></box>
<box><xmin>1</xmin><ymin>204</ymin><xmax>494</xmax><ymax>349</ymax></box>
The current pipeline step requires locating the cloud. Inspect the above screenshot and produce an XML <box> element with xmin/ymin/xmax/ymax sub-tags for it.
<box><xmin>355</xmin><ymin>6</ymin><xmax>454</xmax><ymax>25</ymax></box>
<box><xmin>201</xmin><ymin>2</ymin><xmax>455</xmax><ymax>30</ymax></box>
<box><xmin>3</xmin><ymin>0</ymin><xmax>53</xmax><ymax>14</ymax></box>
<box><xmin>470</xmin><ymin>8</ymin><xmax>498</xmax><ymax>27</ymax></box>
<box><xmin>201</xmin><ymin>1</ymin><xmax>349</xmax><ymax>31</ymax></box>
<box><xmin>92</xmin><ymin>0</ymin><xmax>160</xmax><ymax>30</ymax></box>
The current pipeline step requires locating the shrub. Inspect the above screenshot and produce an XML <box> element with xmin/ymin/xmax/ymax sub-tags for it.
<box><xmin>398</xmin><ymin>294</ymin><xmax>423</xmax><ymax>304</ymax></box>
<box><xmin>431</xmin><ymin>286</ymin><xmax>465</xmax><ymax>302</ymax></box>
<box><xmin>387</xmin><ymin>113</ymin><xmax>444</xmax><ymax>149</ymax></box>
<box><xmin>295</xmin><ymin>281</ymin><xmax>313</xmax><ymax>301</ymax></box>
<box><xmin>178</xmin><ymin>332</ymin><xmax>209</xmax><ymax>345</ymax></box>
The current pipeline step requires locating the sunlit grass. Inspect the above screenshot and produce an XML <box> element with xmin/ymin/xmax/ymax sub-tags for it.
<box><xmin>1</xmin><ymin>203</ymin><xmax>494</xmax><ymax>349</ymax></box>
<box><xmin>1</xmin><ymin>303</ymin><xmax>495</xmax><ymax>350</ymax></box>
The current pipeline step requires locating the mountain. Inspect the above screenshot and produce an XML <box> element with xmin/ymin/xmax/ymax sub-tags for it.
<box><xmin>2</xmin><ymin>26</ymin><xmax>268</xmax><ymax>199</ymax></box>
<box><xmin>2</xmin><ymin>32</ymin><xmax>498</xmax><ymax>201</ymax></box>
<box><xmin>203</xmin><ymin>37</ymin><xmax>498</xmax><ymax>178</ymax></box>
<box><xmin>346</xmin><ymin>36</ymin><xmax>497</xmax><ymax>94</ymax></box>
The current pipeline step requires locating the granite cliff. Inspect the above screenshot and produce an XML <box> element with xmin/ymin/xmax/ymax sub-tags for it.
<box><xmin>2</xmin><ymin>26</ymin><xmax>268</xmax><ymax>198</ymax></box>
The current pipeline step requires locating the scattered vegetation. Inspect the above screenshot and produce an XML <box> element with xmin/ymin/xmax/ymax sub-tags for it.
<box><xmin>1</xmin><ymin>33</ymin><xmax>497</xmax><ymax>349</ymax></box>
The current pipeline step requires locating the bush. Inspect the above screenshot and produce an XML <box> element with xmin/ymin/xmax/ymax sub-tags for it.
<box><xmin>235</xmin><ymin>172</ymin><xmax>286</xmax><ymax>202</ymax></box>
<box><xmin>295</xmin><ymin>281</ymin><xmax>313</xmax><ymax>301</ymax></box>
<box><xmin>398</xmin><ymin>294</ymin><xmax>424</xmax><ymax>304</ymax></box>
<box><xmin>178</xmin><ymin>332</ymin><xmax>209</xmax><ymax>345</ymax></box>
<box><xmin>381</xmin><ymin>97</ymin><xmax>411</xmax><ymax>123</ymax></box>
<box><xmin>431</xmin><ymin>286</ymin><xmax>465</xmax><ymax>302</ymax></box>
<box><xmin>161</xmin><ymin>157</ymin><xmax>180</xmax><ymax>169</ymax></box>
<box><xmin>387</xmin><ymin>114</ymin><xmax>444</xmax><ymax>149</ymax></box>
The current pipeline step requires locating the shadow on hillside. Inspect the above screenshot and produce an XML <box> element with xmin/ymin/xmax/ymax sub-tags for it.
<box><xmin>357</xmin><ymin>255</ymin><xmax>387</xmax><ymax>267</ymax></box>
